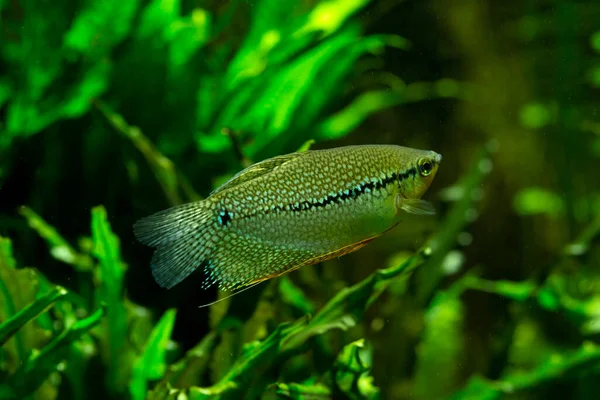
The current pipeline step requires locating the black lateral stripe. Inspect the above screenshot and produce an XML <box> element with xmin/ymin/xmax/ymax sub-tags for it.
<box><xmin>233</xmin><ymin>166</ymin><xmax>419</xmax><ymax>222</ymax></box>
<box><xmin>267</xmin><ymin>167</ymin><xmax>417</xmax><ymax>214</ymax></box>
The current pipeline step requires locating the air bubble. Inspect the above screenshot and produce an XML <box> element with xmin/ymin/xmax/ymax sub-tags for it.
<box><xmin>478</xmin><ymin>158</ymin><xmax>493</xmax><ymax>174</ymax></box>
<box><xmin>465</xmin><ymin>208</ymin><xmax>479</xmax><ymax>222</ymax></box>
<box><xmin>565</xmin><ymin>243</ymin><xmax>587</xmax><ymax>256</ymax></box>
<box><xmin>457</xmin><ymin>232</ymin><xmax>473</xmax><ymax>246</ymax></box>
<box><xmin>371</xmin><ymin>317</ymin><xmax>385</xmax><ymax>332</ymax></box>
<box><xmin>442</xmin><ymin>250</ymin><xmax>464</xmax><ymax>275</ymax></box>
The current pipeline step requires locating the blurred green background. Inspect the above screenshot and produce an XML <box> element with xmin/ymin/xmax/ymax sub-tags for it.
<box><xmin>1</xmin><ymin>0</ymin><xmax>600</xmax><ymax>399</ymax></box>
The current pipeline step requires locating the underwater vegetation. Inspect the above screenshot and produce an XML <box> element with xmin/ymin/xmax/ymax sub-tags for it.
<box><xmin>1</xmin><ymin>0</ymin><xmax>600</xmax><ymax>399</ymax></box>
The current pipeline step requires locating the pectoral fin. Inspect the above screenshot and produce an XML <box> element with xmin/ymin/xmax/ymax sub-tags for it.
<box><xmin>398</xmin><ymin>198</ymin><xmax>436</xmax><ymax>215</ymax></box>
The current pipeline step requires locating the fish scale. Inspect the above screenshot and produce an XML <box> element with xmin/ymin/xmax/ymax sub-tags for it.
<box><xmin>134</xmin><ymin>144</ymin><xmax>442</xmax><ymax>291</ymax></box>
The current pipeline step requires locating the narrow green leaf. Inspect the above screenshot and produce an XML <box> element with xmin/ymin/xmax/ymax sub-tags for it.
<box><xmin>0</xmin><ymin>235</ymin><xmax>26</xmax><ymax>368</ymax></box>
<box><xmin>416</xmin><ymin>144</ymin><xmax>495</xmax><ymax>302</ymax></box>
<box><xmin>241</xmin><ymin>27</ymin><xmax>380</xmax><ymax>157</ymax></box>
<box><xmin>130</xmin><ymin>309</ymin><xmax>178</xmax><ymax>400</ymax></box>
<box><xmin>450</xmin><ymin>343</ymin><xmax>600</xmax><ymax>400</ymax></box>
<box><xmin>163</xmin><ymin>331</ymin><xmax>217</xmax><ymax>388</ymax></box>
<box><xmin>294</xmin><ymin>0</ymin><xmax>370</xmax><ymax>37</ymax></box>
<box><xmin>563</xmin><ymin>215</ymin><xmax>600</xmax><ymax>256</ymax></box>
<box><xmin>460</xmin><ymin>276</ymin><xmax>537</xmax><ymax>302</ymax></box>
<box><xmin>192</xmin><ymin>319</ymin><xmax>309</xmax><ymax>398</ymax></box>
<box><xmin>0</xmin><ymin>286</ymin><xmax>67</xmax><ymax>346</ymax></box>
<box><xmin>11</xmin><ymin>307</ymin><xmax>105</xmax><ymax>398</ymax></box>
<box><xmin>413</xmin><ymin>291</ymin><xmax>465</xmax><ymax>400</ymax></box>
<box><xmin>460</xmin><ymin>274</ymin><xmax>600</xmax><ymax>335</ymax></box>
<box><xmin>62</xmin><ymin>336</ymin><xmax>98</xmax><ymax>400</ymax></box>
<box><xmin>282</xmin><ymin>251</ymin><xmax>428</xmax><ymax>354</ymax></box>
<box><xmin>296</xmin><ymin>139</ymin><xmax>316</xmax><ymax>152</ymax></box>
<box><xmin>96</xmin><ymin>101</ymin><xmax>200</xmax><ymax>204</ymax></box>
<box><xmin>0</xmin><ymin>236</ymin><xmax>49</xmax><ymax>371</ymax></box>
<box><xmin>0</xmin><ymin>235</ymin><xmax>16</xmax><ymax>269</ymax></box>
<box><xmin>147</xmin><ymin>381</ymin><xmax>187</xmax><ymax>400</ymax></box>
<box><xmin>279</xmin><ymin>277</ymin><xmax>314</xmax><ymax>315</ymax></box>
<box><xmin>60</xmin><ymin>61</ymin><xmax>111</xmax><ymax>118</ymax></box>
<box><xmin>334</xmin><ymin>339</ymin><xmax>379</xmax><ymax>400</ymax></box>
<box><xmin>318</xmin><ymin>90</ymin><xmax>403</xmax><ymax>140</ymax></box>
<box><xmin>92</xmin><ymin>204</ymin><xmax>126</xmax><ymax>286</ymax></box>
<box><xmin>223</xmin><ymin>0</ymin><xmax>303</xmax><ymax>88</ymax></box>
<box><xmin>19</xmin><ymin>206</ymin><xmax>94</xmax><ymax>271</ymax></box>
<box><xmin>294</xmin><ymin>33</ymin><xmax>391</xmax><ymax>135</ymax></box>
<box><xmin>273</xmin><ymin>382</ymin><xmax>332</xmax><ymax>399</ymax></box>
<box><xmin>91</xmin><ymin>206</ymin><xmax>131</xmax><ymax>393</ymax></box>
<box><xmin>167</xmin><ymin>9</ymin><xmax>212</xmax><ymax>69</ymax></box>
<box><xmin>63</xmin><ymin>0</ymin><xmax>141</xmax><ymax>57</ymax></box>
<box><xmin>136</xmin><ymin>0</ymin><xmax>181</xmax><ymax>39</ymax></box>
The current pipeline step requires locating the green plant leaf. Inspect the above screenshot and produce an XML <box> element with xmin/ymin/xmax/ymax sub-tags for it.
<box><xmin>9</xmin><ymin>307</ymin><xmax>105</xmax><ymax>398</ymax></box>
<box><xmin>296</xmin><ymin>139</ymin><xmax>316</xmax><ymax>152</ymax></box>
<box><xmin>563</xmin><ymin>215</ymin><xmax>600</xmax><ymax>256</ymax></box>
<box><xmin>279</xmin><ymin>277</ymin><xmax>314</xmax><ymax>316</ymax></box>
<box><xmin>62</xmin><ymin>335</ymin><xmax>99</xmax><ymax>400</ymax></box>
<box><xmin>415</xmin><ymin>144</ymin><xmax>495</xmax><ymax>302</ymax></box>
<box><xmin>163</xmin><ymin>331</ymin><xmax>217</xmax><ymax>388</ymax></box>
<box><xmin>413</xmin><ymin>291</ymin><xmax>465</xmax><ymax>400</ymax></box>
<box><xmin>147</xmin><ymin>381</ymin><xmax>187</xmax><ymax>400</ymax></box>
<box><xmin>63</xmin><ymin>0</ymin><xmax>141</xmax><ymax>57</ymax></box>
<box><xmin>19</xmin><ymin>206</ymin><xmax>94</xmax><ymax>271</ymax></box>
<box><xmin>96</xmin><ymin>101</ymin><xmax>200</xmax><ymax>204</ymax></box>
<box><xmin>136</xmin><ymin>0</ymin><xmax>181</xmax><ymax>39</ymax></box>
<box><xmin>192</xmin><ymin>318</ymin><xmax>309</xmax><ymax>398</ymax></box>
<box><xmin>282</xmin><ymin>253</ymin><xmax>427</xmax><ymax>354</ymax></box>
<box><xmin>91</xmin><ymin>205</ymin><xmax>131</xmax><ymax>394</ymax></box>
<box><xmin>294</xmin><ymin>0</ymin><xmax>370</xmax><ymax>37</ymax></box>
<box><xmin>460</xmin><ymin>276</ymin><xmax>537</xmax><ymax>302</ymax></box>
<box><xmin>334</xmin><ymin>339</ymin><xmax>379</xmax><ymax>400</ymax></box>
<box><xmin>0</xmin><ymin>286</ymin><xmax>67</xmax><ymax>346</ymax></box>
<box><xmin>1</xmin><ymin>0</ymin><xmax>113</xmax><ymax>145</ymax></box>
<box><xmin>450</xmin><ymin>343</ymin><xmax>600</xmax><ymax>400</ymax></box>
<box><xmin>0</xmin><ymin>236</ymin><xmax>53</xmax><ymax>373</ymax></box>
<box><xmin>317</xmin><ymin>90</ymin><xmax>403</xmax><ymax>140</ymax></box>
<box><xmin>195</xmin><ymin>0</ymin><xmax>399</xmax><ymax>157</ymax></box>
<box><xmin>272</xmin><ymin>382</ymin><xmax>332</xmax><ymax>399</ymax></box>
<box><xmin>130</xmin><ymin>309</ymin><xmax>178</xmax><ymax>400</ymax></box>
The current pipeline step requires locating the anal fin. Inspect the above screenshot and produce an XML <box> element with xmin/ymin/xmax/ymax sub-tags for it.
<box><xmin>243</xmin><ymin>232</ymin><xmax>387</xmax><ymax>287</ymax></box>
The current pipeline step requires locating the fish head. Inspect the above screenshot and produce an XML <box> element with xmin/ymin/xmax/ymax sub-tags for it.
<box><xmin>391</xmin><ymin>148</ymin><xmax>441</xmax><ymax>216</ymax></box>
<box><xmin>397</xmin><ymin>148</ymin><xmax>442</xmax><ymax>200</ymax></box>
<box><xmin>415</xmin><ymin>150</ymin><xmax>442</xmax><ymax>197</ymax></box>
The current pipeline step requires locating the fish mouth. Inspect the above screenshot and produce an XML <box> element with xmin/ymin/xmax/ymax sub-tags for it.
<box><xmin>433</xmin><ymin>152</ymin><xmax>442</xmax><ymax>164</ymax></box>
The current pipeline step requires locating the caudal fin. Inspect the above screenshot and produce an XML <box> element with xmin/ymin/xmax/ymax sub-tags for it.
<box><xmin>133</xmin><ymin>202</ymin><xmax>216</xmax><ymax>289</ymax></box>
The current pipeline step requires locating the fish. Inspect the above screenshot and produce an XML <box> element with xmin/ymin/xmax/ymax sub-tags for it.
<box><xmin>133</xmin><ymin>144</ymin><xmax>442</xmax><ymax>292</ymax></box>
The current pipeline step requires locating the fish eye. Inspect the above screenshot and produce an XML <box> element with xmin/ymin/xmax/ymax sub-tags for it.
<box><xmin>418</xmin><ymin>158</ymin><xmax>433</xmax><ymax>177</ymax></box>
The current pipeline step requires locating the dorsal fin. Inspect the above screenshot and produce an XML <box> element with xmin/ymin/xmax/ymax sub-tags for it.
<box><xmin>209</xmin><ymin>151</ymin><xmax>309</xmax><ymax>196</ymax></box>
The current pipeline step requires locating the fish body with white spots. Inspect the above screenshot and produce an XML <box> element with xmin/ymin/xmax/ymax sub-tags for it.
<box><xmin>134</xmin><ymin>145</ymin><xmax>442</xmax><ymax>291</ymax></box>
